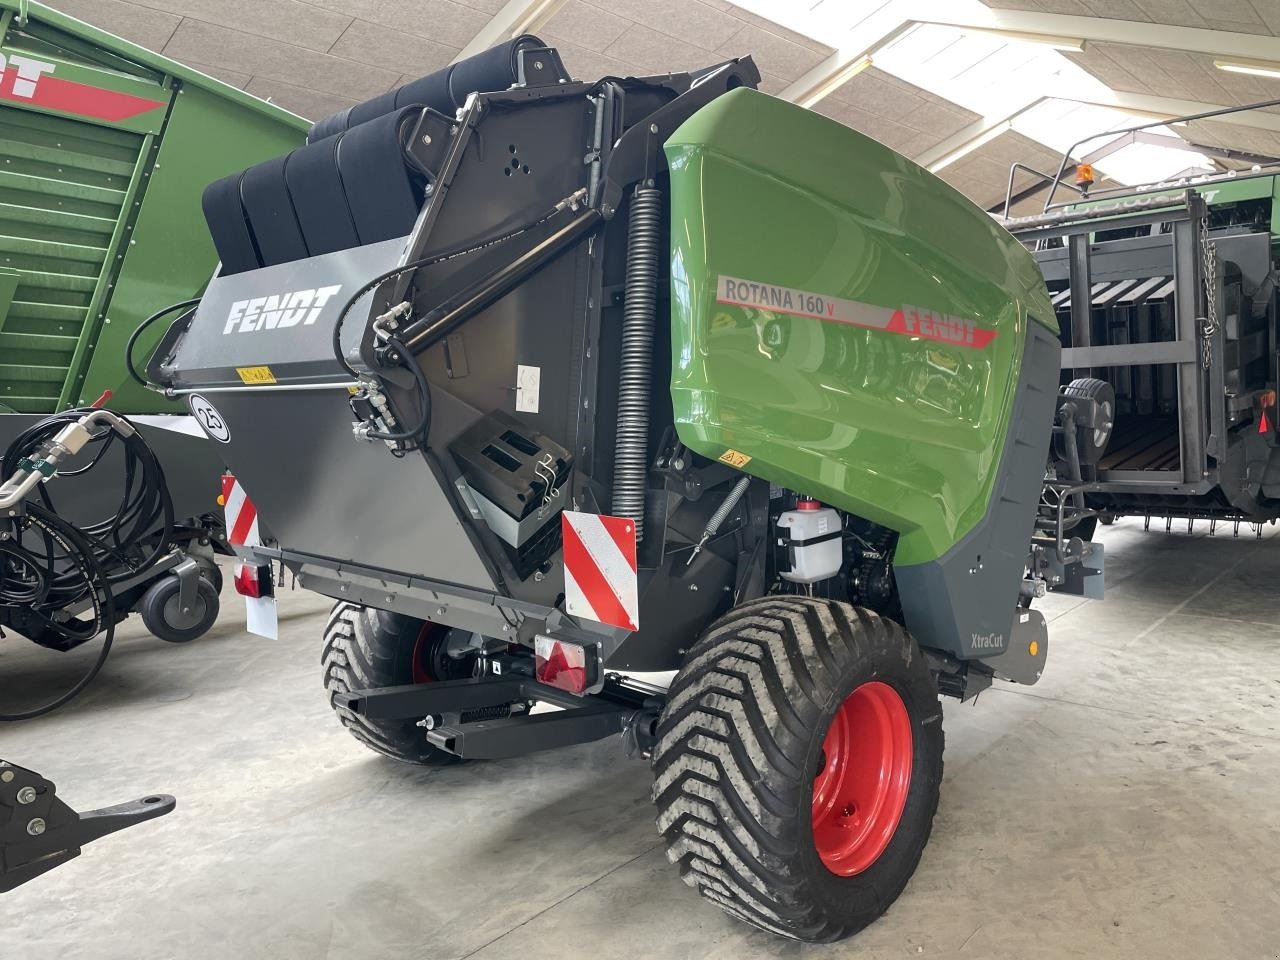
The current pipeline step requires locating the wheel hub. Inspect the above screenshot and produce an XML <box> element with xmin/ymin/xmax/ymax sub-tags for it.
<box><xmin>811</xmin><ymin>680</ymin><xmax>913</xmax><ymax>876</ymax></box>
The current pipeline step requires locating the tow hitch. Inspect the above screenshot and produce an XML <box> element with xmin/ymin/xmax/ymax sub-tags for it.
<box><xmin>1</xmin><ymin>760</ymin><xmax>174</xmax><ymax>893</ymax></box>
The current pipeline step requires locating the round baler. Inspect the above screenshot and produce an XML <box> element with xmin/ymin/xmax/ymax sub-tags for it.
<box><xmin>147</xmin><ymin>39</ymin><xmax>1097</xmax><ymax>942</ymax></box>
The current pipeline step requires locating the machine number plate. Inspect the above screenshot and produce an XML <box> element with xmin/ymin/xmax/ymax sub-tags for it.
<box><xmin>188</xmin><ymin>394</ymin><xmax>230</xmax><ymax>443</ymax></box>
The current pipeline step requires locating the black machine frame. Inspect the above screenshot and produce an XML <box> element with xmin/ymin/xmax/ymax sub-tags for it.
<box><xmin>1002</xmin><ymin>100</ymin><xmax>1280</xmax><ymax>525</ymax></box>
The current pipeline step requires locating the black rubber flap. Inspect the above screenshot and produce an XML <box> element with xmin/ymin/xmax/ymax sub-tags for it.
<box><xmin>201</xmin><ymin>171</ymin><xmax>261</xmax><ymax>275</ymax></box>
<box><xmin>285</xmin><ymin>134</ymin><xmax>361</xmax><ymax>256</ymax></box>
<box><xmin>337</xmin><ymin>107</ymin><xmax>424</xmax><ymax>245</ymax></box>
<box><xmin>240</xmin><ymin>154</ymin><xmax>309</xmax><ymax>268</ymax></box>
<box><xmin>308</xmin><ymin>104</ymin><xmax>351</xmax><ymax>144</ymax></box>
<box><xmin>306</xmin><ymin>35</ymin><xmax>544</xmax><ymax>142</ymax></box>
<box><xmin>448</xmin><ymin>34</ymin><xmax>540</xmax><ymax>105</ymax></box>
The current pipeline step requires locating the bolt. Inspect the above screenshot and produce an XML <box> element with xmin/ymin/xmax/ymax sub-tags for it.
<box><xmin>650</xmin><ymin>123</ymin><xmax>658</xmax><ymax>134</ymax></box>
<box><xmin>16</xmin><ymin>786</ymin><xmax>36</xmax><ymax>804</ymax></box>
<box><xmin>0</xmin><ymin>771</ymin><xmax>13</xmax><ymax>783</ymax></box>
<box><xmin>26</xmin><ymin>818</ymin><xmax>45</xmax><ymax>836</ymax></box>
<box><xmin>421</xmin><ymin>134</ymin><xmax>432</xmax><ymax>144</ymax></box>
<box><xmin>689</xmin><ymin>583</ymin><xmax>698</xmax><ymax>592</ymax></box>
<box><xmin>534</xmin><ymin>60</ymin><xmax>544</xmax><ymax>70</ymax></box>
<box><xmin>385</xmin><ymin>595</ymin><xmax>394</xmax><ymax>603</ymax></box>
<box><xmin>437</xmin><ymin>606</ymin><xmax>446</xmax><ymax>615</ymax></box>
<box><xmin>534</xmin><ymin>570</ymin><xmax>544</xmax><ymax>582</ymax></box>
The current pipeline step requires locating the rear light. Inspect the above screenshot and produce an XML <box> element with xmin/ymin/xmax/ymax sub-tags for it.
<box><xmin>233</xmin><ymin>561</ymin><xmax>273</xmax><ymax>599</ymax></box>
<box><xmin>535</xmin><ymin>636</ymin><xmax>599</xmax><ymax>695</ymax></box>
<box><xmin>1256</xmin><ymin>390</ymin><xmax>1276</xmax><ymax>435</ymax></box>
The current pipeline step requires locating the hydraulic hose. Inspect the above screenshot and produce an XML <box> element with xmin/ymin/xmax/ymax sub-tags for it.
<box><xmin>125</xmin><ymin>298</ymin><xmax>203</xmax><ymax>389</ymax></box>
<box><xmin>612</xmin><ymin>186</ymin><xmax>662</xmax><ymax>542</ymax></box>
<box><xmin>0</xmin><ymin>410</ymin><xmax>171</xmax><ymax>720</ymax></box>
<box><xmin>0</xmin><ymin>506</ymin><xmax>116</xmax><ymax>721</ymax></box>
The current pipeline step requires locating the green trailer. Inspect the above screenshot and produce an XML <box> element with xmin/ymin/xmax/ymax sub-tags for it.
<box><xmin>0</xmin><ymin>0</ymin><xmax>305</xmax><ymax>414</ymax></box>
<box><xmin>0</xmin><ymin>3</ymin><xmax>304</xmax><ymax>657</ymax></box>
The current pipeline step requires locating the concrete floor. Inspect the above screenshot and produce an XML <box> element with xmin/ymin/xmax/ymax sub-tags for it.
<box><xmin>3</xmin><ymin>522</ymin><xmax>1279</xmax><ymax>960</ymax></box>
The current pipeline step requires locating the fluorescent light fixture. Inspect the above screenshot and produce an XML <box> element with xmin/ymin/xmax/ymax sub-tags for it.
<box><xmin>508</xmin><ymin>0</ymin><xmax>565</xmax><ymax>36</ymax></box>
<box><xmin>958</xmin><ymin>26</ymin><xmax>1085</xmax><ymax>53</ymax></box>
<box><xmin>1214</xmin><ymin>58</ymin><xmax>1280</xmax><ymax>80</ymax></box>
<box><xmin>928</xmin><ymin>120</ymin><xmax>1012</xmax><ymax>173</ymax></box>
<box><xmin>794</xmin><ymin>55</ymin><xmax>873</xmax><ymax>109</ymax></box>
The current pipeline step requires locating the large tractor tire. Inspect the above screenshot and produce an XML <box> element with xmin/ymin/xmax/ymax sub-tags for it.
<box><xmin>322</xmin><ymin>602</ymin><xmax>461</xmax><ymax>765</ymax></box>
<box><xmin>652</xmin><ymin>596</ymin><xmax>944</xmax><ymax>942</ymax></box>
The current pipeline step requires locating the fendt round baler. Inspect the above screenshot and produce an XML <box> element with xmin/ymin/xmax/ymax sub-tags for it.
<box><xmin>147</xmin><ymin>39</ymin><xmax>1100</xmax><ymax>941</ymax></box>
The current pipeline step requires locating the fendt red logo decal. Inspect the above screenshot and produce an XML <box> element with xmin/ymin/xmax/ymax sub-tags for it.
<box><xmin>0</xmin><ymin>54</ymin><xmax>166</xmax><ymax>123</ymax></box>
<box><xmin>887</xmin><ymin>306</ymin><xmax>998</xmax><ymax>349</ymax></box>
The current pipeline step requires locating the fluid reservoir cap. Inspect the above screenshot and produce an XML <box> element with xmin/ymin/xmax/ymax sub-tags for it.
<box><xmin>796</xmin><ymin>498</ymin><xmax>821</xmax><ymax>511</ymax></box>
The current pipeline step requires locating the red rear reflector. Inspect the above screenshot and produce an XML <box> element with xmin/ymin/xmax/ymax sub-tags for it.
<box><xmin>233</xmin><ymin>561</ymin><xmax>272</xmax><ymax>598</ymax></box>
<box><xmin>1261</xmin><ymin>409</ymin><xmax>1272</xmax><ymax>434</ymax></box>
<box><xmin>535</xmin><ymin>636</ymin><xmax>598</xmax><ymax>695</ymax></box>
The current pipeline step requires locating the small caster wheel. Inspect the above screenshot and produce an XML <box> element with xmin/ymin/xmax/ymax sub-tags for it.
<box><xmin>139</xmin><ymin>575</ymin><xmax>220</xmax><ymax>643</ymax></box>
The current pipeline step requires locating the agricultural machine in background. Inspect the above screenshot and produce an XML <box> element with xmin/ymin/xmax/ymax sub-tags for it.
<box><xmin>144</xmin><ymin>37</ymin><xmax>1104</xmax><ymax>942</ymax></box>
<box><xmin>0</xmin><ymin>2</ymin><xmax>305</xmax><ymax>716</ymax></box>
<box><xmin>1000</xmin><ymin>100</ymin><xmax>1280</xmax><ymax>540</ymax></box>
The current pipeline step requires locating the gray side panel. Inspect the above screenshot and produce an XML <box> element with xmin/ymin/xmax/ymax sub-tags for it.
<box><xmin>894</xmin><ymin>320</ymin><xmax>1060</xmax><ymax>658</ymax></box>
<box><xmin>189</xmin><ymin>388</ymin><xmax>495</xmax><ymax>591</ymax></box>
<box><xmin>158</xmin><ymin>237</ymin><xmax>406</xmax><ymax>390</ymax></box>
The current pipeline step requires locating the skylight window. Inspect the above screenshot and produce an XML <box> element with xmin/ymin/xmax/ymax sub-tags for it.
<box><xmin>730</xmin><ymin>0</ymin><xmax>1216</xmax><ymax>193</ymax></box>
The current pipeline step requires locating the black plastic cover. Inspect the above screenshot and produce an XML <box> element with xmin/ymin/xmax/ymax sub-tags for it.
<box><xmin>307</xmin><ymin>35</ymin><xmax>546</xmax><ymax>143</ymax></box>
<box><xmin>452</xmin><ymin>412</ymin><xmax>572</xmax><ymax>521</ymax></box>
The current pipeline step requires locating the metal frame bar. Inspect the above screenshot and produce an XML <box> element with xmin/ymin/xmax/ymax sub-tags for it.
<box><xmin>1039</xmin><ymin>97</ymin><xmax>1280</xmax><ymax>214</ymax></box>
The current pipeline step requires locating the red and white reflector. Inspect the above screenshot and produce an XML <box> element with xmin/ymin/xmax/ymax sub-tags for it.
<box><xmin>220</xmin><ymin>473</ymin><xmax>260</xmax><ymax>547</ymax></box>
<box><xmin>561</xmin><ymin>511</ymin><xmax>638</xmax><ymax>631</ymax></box>
<box><xmin>220</xmin><ymin>473</ymin><xmax>277</xmax><ymax>639</ymax></box>
<box><xmin>535</xmin><ymin>636</ymin><xmax>599</xmax><ymax>695</ymax></box>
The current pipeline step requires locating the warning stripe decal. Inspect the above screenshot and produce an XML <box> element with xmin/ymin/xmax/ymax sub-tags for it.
<box><xmin>562</xmin><ymin>511</ymin><xmax>639</xmax><ymax>632</ymax></box>
<box><xmin>716</xmin><ymin>274</ymin><xmax>998</xmax><ymax>350</ymax></box>
<box><xmin>221</xmin><ymin>474</ymin><xmax>260</xmax><ymax>548</ymax></box>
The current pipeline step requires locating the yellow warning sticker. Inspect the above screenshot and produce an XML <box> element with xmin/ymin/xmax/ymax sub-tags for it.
<box><xmin>718</xmin><ymin>448</ymin><xmax>752</xmax><ymax>469</ymax></box>
<box><xmin>235</xmin><ymin>365</ymin><xmax>277</xmax><ymax>385</ymax></box>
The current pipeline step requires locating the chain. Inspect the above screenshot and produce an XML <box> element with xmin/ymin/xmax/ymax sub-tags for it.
<box><xmin>1199</xmin><ymin>213</ymin><xmax>1219</xmax><ymax>371</ymax></box>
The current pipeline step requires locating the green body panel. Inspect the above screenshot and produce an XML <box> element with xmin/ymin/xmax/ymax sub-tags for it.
<box><xmin>0</xmin><ymin>2</ymin><xmax>305</xmax><ymax>414</ymax></box>
<box><xmin>665</xmin><ymin>89</ymin><xmax>1056</xmax><ymax>564</ymax></box>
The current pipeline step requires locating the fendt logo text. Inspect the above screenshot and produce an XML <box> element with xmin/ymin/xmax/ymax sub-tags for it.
<box><xmin>222</xmin><ymin>285</ymin><xmax>343</xmax><ymax>335</ymax></box>
<box><xmin>0</xmin><ymin>54</ymin><xmax>55</xmax><ymax>99</ymax></box>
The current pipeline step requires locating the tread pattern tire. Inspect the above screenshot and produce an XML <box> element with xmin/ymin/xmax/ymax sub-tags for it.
<box><xmin>321</xmin><ymin>602</ymin><xmax>458</xmax><ymax>765</ymax></box>
<box><xmin>1061</xmin><ymin>377</ymin><xmax>1115</xmax><ymax>465</ymax></box>
<box><xmin>652</xmin><ymin>596</ymin><xmax>944</xmax><ymax>942</ymax></box>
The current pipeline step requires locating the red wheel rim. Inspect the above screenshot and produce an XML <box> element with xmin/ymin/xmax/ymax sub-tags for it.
<box><xmin>811</xmin><ymin>680</ymin><xmax>913</xmax><ymax>876</ymax></box>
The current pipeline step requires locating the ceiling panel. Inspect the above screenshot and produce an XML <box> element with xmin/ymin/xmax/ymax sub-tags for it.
<box><xmin>934</xmin><ymin>130</ymin><xmax>1071</xmax><ymax>213</ymax></box>
<box><xmin>815</xmin><ymin>68</ymin><xmax>982</xmax><ymax>159</ymax></box>
<box><xmin>984</xmin><ymin>0</ymin><xmax>1279</xmax><ymax>36</ymax></box>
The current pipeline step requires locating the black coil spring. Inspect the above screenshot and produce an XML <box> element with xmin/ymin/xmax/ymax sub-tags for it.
<box><xmin>611</xmin><ymin>186</ymin><xmax>662</xmax><ymax>542</ymax></box>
